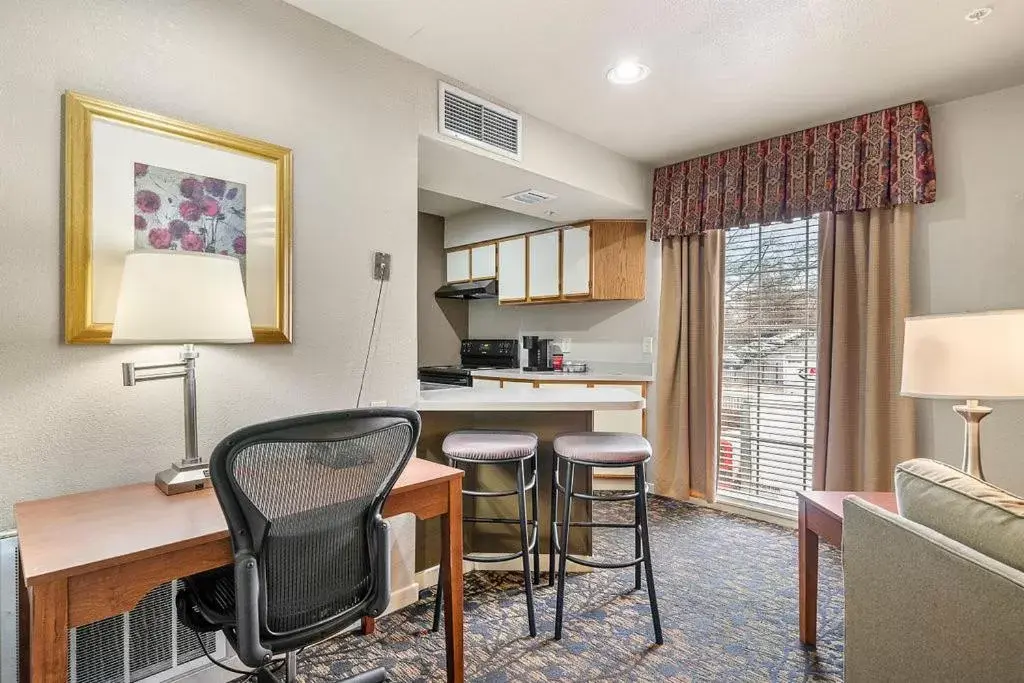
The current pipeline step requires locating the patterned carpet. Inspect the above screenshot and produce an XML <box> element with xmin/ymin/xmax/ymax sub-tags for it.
<box><xmin>295</xmin><ymin>497</ymin><xmax>845</xmax><ymax>682</ymax></box>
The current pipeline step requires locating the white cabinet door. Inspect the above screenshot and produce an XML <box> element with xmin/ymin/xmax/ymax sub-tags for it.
<box><xmin>527</xmin><ymin>231</ymin><xmax>560</xmax><ymax>300</ymax></box>
<box><xmin>470</xmin><ymin>243</ymin><xmax>497</xmax><ymax>280</ymax></box>
<box><xmin>497</xmin><ymin>237</ymin><xmax>527</xmax><ymax>301</ymax></box>
<box><xmin>561</xmin><ymin>225</ymin><xmax>591</xmax><ymax>296</ymax></box>
<box><xmin>446</xmin><ymin>249</ymin><xmax>471</xmax><ymax>283</ymax></box>
<box><xmin>473</xmin><ymin>378</ymin><xmax>502</xmax><ymax>389</ymax></box>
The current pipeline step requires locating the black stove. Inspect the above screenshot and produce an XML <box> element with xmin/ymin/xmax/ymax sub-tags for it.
<box><xmin>418</xmin><ymin>339</ymin><xmax>519</xmax><ymax>387</ymax></box>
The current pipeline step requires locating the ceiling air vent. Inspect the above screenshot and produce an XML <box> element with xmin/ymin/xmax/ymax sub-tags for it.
<box><xmin>439</xmin><ymin>82</ymin><xmax>522</xmax><ymax>160</ymax></box>
<box><xmin>504</xmin><ymin>189</ymin><xmax>557</xmax><ymax>205</ymax></box>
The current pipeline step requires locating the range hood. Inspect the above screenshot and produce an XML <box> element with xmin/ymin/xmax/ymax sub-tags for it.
<box><xmin>434</xmin><ymin>279</ymin><xmax>498</xmax><ymax>300</ymax></box>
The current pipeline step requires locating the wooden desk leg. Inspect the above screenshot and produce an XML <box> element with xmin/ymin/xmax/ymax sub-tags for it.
<box><xmin>798</xmin><ymin>498</ymin><xmax>819</xmax><ymax>647</ymax></box>
<box><xmin>441</xmin><ymin>477</ymin><xmax>464</xmax><ymax>683</ymax></box>
<box><xmin>360</xmin><ymin>616</ymin><xmax>376</xmax><ymax>635</ymax></box>
<box><xmin>28</xmin><ymin>580</ymin><xmax>69</xmax><ymax>683</ymax></box>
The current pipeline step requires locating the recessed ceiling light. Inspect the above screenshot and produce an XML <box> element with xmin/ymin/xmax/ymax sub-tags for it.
<box><xmin>606</xmin><ymin>59</ymin><xmax>650</xmax><ymax>85</ymax></box>
<box><xmin>965</xmin><ymin>7</ymin><xmax>993</xmax><ymax>23</ymax></box>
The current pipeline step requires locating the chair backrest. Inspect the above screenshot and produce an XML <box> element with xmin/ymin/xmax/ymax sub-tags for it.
<box><xmin>209</xmin><ymin>408</ymin><xmax>420</xmax><ymax>658</ymax></box>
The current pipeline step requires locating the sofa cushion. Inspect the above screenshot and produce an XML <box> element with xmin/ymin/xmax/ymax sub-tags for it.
<box><xmin>895</xmin><ymin>458</ymin><xmax>1024</xmax><ymax>573</ymax></box>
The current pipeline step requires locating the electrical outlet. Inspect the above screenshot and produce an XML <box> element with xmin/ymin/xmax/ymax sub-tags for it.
<box><xmin>560</xmin><ymin>338</ymin><xmax>572</xmax><ymax>353</ymax></box>
<box><xmin>370</xmin><ymin>400</ymin><xmax>387</xmax><ymax>407</ymax></box>
<box><xmin>642</xmin><ymin>337</ymin><xmax>654</xmax><ymax>354</ymax></box>
<box><xmin>373</xmin><ymin>252</ymin><xmax>392</xmax><ymax>281</ymax></box>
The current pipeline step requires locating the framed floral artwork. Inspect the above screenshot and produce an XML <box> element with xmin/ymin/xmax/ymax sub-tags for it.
<box><xmin>63</xmin><ymin>91</ymin><xmax>293</xmax><ymax>343</ymax></box>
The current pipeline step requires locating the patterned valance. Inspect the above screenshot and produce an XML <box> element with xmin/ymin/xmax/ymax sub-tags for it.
<box><xmin>650</xmin><ymin>101</ymin><xmax>936</xmax><ymax>240</ymax></box>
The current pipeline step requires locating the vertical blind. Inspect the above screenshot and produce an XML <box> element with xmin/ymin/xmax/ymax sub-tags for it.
<box><xmin>717</xmin><ymin>217</ymin><xmax>819</xmax><ymax>512</ymax></box>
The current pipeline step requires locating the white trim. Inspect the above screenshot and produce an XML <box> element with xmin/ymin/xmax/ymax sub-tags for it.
<box><xmin>688</xmin><ymin>495</ymin><xmax>797</xmax><ymax>529</ymax></box>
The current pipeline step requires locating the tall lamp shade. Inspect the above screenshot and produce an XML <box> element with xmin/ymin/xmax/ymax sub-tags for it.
<box><xmin>901</xmin><ymin>310</ymin><xmax>1024</xmax><ymax>479</ymax></box>
<box><xmin>111</xmin><ymin>251</ymin><xmax>252</xmax><ymax>495</ymax></box>
<box><xmin>112</xmin><ymin>251</ymin><xmax>253</xmax><ymax>344</ymax></box>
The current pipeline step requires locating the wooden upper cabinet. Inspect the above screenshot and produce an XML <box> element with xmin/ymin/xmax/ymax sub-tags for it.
<box><xmin>561</xmin><ymin>225</ymin><xmax>591</xmax><ymax>297</ymax></box>
<box><xmin>527</xmin><ymin>230</ymin><xmax>561</xmax><ymax>300</ymax></box>
<box><xmin>497</xmin><ymin>237</ymin><xmax>527</xmax><ymax>302</ymax></box>
<box><xmin>470</xmin><ymin>243</ymin><xmax>496</xmax><ymax>279</ymax></box>
<box><xmin>492</xmin><ymin>219</ymin><xmax>646</xmax><ymax>306</ymax></box>
<box><xmin>445</xmin><ymin>248</ymin><xmax>470</xmax><ymax>283</ymax></box>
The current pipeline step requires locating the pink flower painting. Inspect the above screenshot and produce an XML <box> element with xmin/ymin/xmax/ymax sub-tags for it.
<box><xmin>133</xmin><ymin>162</ymin><xmax>246</xmax><ymax>276</ymax></box>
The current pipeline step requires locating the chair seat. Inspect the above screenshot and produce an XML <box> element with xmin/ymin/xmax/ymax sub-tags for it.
<box><xmin>442</xmin><ymin>430</ymin><xmax>538</xmax><ymax>462</ymax></box>
<box><xmin>553</xmin><ymin>432</ymin><xmax>652</xmax><ymax>465</ymax></box>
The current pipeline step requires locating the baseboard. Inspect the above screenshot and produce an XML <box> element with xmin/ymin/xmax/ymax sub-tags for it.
<box><xmin>414</xmin><ymin>553</ymin><xmax>593</xmax><ymax>590</ymax></box>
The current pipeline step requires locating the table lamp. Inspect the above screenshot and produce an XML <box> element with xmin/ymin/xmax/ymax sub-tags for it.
<box><xmin>901</xmin><ymin>310</ymin><xmax>1024</xmax><ymax>481</ymax></box>
<box><xmin>112</xmin><ymin>251</ymin><xmax>253</xmax><ymax>494</ymax></box>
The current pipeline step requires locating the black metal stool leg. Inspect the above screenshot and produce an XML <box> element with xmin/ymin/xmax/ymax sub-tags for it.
<box><xmin>554</xmin><ymin>461</ymin><xmax>575</xmax><ymax>641</ymax></box>
<box><xmin>531</xmin><ymin>455</ymin><xmax>541</xmax><ymax>586</ymax></box>
<box><xmin>636</xmin><ymin>464</ymin><xmax>663</xmax><ymax>644</ymax></box>
<box><xmin>515</xmin><ymin>460</ymin><xmax>537</xmax><ymax>636</ymax></box>
<box><xmin>548</xmin><ymin>455</ymin><xmax>558</xmax><ymax>586</ymax></box>
<box><xmin>634</xmin><ymin>465</ymin><xmax>643</xmax><ymax>591</ymax></box>
<box><xmin>431</xmin><ymin>539</ymin><xmax>444</xmax><ymax>633</ymax></box>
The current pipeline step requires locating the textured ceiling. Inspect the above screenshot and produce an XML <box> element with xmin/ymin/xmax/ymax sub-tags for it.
<box><xmin>286</xmin><ymin>0</ymin><xmax>1024</xmax><ymax>164</ymax></box>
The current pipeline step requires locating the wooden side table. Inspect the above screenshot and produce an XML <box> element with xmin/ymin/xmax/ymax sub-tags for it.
<box><xmin>797</xmin><ymin>490</ymin><xmax>898</xmax><ymax>647</ymax></box>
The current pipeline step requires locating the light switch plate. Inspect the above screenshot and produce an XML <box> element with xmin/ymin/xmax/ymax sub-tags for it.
<box><xmin>642</xmin><ymin>337</ymin><xmax>654</xmax><ymax>354</ymax></box>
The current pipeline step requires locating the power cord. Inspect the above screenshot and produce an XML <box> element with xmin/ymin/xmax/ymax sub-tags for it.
<box><xmin>195</xmin><ymin>630</ymin><xmax>288</xmax><ymax>681</ymax></box>
<box><xmin>356</xmin><ymin>277</ymin><xmax>386</xmax><ymax>408</ymax></box>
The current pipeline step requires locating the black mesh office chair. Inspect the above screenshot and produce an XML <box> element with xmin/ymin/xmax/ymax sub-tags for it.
<box><xmin>176</xmin><ymin>409</ymin><xmax>420</xmax><ymax>683</ymax></box>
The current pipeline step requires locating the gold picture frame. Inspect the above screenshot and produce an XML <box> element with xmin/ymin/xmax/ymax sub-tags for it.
<box><xmin>63</xmin><ymin>91</ymin><xmax>293</xmax><ymax>344</ymax></box>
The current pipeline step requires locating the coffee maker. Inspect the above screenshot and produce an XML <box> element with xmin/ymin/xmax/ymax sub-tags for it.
<box><xmin>522</xmin><ymin>335</ymin><xmax>554</xmax><ymax>371</ymax></box>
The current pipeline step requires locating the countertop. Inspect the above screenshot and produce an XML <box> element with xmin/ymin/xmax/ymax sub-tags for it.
<box><xmin>471</xmin><ymin>368</ymin><xmax>654</xmax><ymax>383</ymax></box>
<box><xmin>416</xmin><ymin>384</ymin><xmax>646</xmax><ymax>412</ymax></box>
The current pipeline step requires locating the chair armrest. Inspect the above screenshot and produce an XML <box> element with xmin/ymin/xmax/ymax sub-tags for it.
<box><xmin>233</xmin><ymin>550</ymin><xmax>273</xmax><ymax>668</ymax></box>
<box><xmin>843</xmin><ymin>497</ymin><xmax>1024</xmax><ymax>682</ymax></box>
<box><xmin>367</xmin><ymin>516</ymin><xmax>391</xmax><ymax>617</ymax></box>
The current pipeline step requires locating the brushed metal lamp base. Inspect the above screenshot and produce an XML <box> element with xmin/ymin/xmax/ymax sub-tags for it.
<box><xmin>953</xmin><ymin>399</ymin><xmax>992</xmax><ymax>481</ymax></box>
<box><xmin>155</xmin><ymin>461</ymin><xmax>212</xmax><ymax>495</ymax></box>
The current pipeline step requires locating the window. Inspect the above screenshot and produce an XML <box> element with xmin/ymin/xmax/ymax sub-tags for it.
<box><xmin>717</xmin><ymin>217</ymin><xmax>818</xmax><ymax>513</ymax></box>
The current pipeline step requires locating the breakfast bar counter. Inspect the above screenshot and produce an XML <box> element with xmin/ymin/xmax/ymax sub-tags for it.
<box><xmin>413</xmin><ymin>385</ymin><xmax>646</xmax><ymax>572</ymax></box>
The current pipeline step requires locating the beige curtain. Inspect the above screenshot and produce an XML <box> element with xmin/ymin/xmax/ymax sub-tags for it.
<box><xmin>654</xmin><ymin>232</ymin><xmax>724</xmax><ymax>501</ymax></box>
<box><xmin>813</xmin><ymin>205</ymin><xmax>917</xmax><ymax>491</ymax></box>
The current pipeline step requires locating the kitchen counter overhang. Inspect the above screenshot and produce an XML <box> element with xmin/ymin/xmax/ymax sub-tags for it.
<box><xmin>416</xmin><ymin>385</ymin><xmax>646</xmax><ymax>412</ymax></box>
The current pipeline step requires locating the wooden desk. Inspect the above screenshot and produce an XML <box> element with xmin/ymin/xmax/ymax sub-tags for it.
<box><xmin>15</xmin><ymin>458</ymin><xmax>465</xmax><ymax>683</ymax></box>
<box><xmin>797</xmin><ymin>490</ymin><xmax>897</xmax><ymax>647</ymax></box>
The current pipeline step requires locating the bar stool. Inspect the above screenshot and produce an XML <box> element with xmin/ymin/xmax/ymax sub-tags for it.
<box><xmin>550</xmin><ymin>432</ymin><xmax>663</xmax><ymax>644</ymax></box>
<box><xmin>432</xmin><ymin>430</ymin><xmax>540</xmax><ymax>637</ymax></box>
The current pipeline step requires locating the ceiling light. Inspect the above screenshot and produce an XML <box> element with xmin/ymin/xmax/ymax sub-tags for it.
<box><xmin>606</xmin><ymin>60</ymin><xmax>650</xmax><ymax>85</ymax></box>
<box><xmin>965</xmin><ymin>7</ymin><xmax>993</xmax><ymax>23</ymax></box>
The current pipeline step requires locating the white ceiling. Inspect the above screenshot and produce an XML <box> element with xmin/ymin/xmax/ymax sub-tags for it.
<box><xmin>286</xmin><ymin>0</ymin><xmax>1024</xmax><ymax>164</ymax></box>
<box><xmin>417</xmin><ymin>189</ymin><xmax>482</xmax><ymax>218</ymax></box>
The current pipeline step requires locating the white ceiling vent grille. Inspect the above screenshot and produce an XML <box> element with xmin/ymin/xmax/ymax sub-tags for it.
<box><xmin>439</xmin><ymin>82</ymin><xmax>522</xmax><ymax>160</ymax></box>
<box><xmin>504</xmin><ymin>189</ymin><xmax>557</xmax><ymax>205</ymax></box>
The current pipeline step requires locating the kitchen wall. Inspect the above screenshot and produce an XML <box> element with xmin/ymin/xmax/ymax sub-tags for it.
<box><xmin>444</xmin><ymin>206</ymin><xmax>558</xmax><ymax>249</ymax></box>
<box><xmin>914</xmin><ymin>82</ymin><xmax>1024</xmax><ymax>495</ymax></box>
<box><xmin>418</xmin><ymin>212</ymin><xmax>467</xmax><ymax>364</ymax></box>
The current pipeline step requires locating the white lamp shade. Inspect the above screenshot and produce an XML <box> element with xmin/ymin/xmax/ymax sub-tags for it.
<box><xmin>901</xmin><ymin>310</ymin><xmax>1024</xmax><ymax>399</ymax></box>
<box><xmin>111</xmin><ymin>251</ymin><xmax>254</xmax><ymax>344</ymax></box>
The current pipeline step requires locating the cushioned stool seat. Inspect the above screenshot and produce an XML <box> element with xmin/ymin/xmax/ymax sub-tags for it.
<box><xmin>553</xmin><ymin>432</ymin><xmax>651</xmax><ymax>465</ymax></box>
<box><xmin>443</xmin><ymin>430</ymin><xmax>538</xmax><ymax>462</ymax></box>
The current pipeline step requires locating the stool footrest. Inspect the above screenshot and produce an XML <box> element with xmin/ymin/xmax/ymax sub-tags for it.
<box><xmin>564</xmin><ymin>553</ymin><xmax>643</xmax><ymax>571</ymax></box>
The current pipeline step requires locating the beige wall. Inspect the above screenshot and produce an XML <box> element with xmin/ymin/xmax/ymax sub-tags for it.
<box><xmin>0</xmin><ymin>0</ymin><xmax>428</xmax><ymax>528</ymax></box>
<box><xmin>913</xmin><ymin>83</ymin><xmax>1024</xmax><ymax>495</ymax></box>
<box><xmin>417</xmin><ymin>212</ymin><xmax>467</xmax><ymax>365</ymax></box>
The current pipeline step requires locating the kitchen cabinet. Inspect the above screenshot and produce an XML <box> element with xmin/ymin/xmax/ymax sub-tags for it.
<box><xmin>527</xmin><ymin>230</ymin><xmax>560</xmax><ymax>300</ymax></box>
<box><xmin>561</xmin><ymin>225</ymin><xmax>591</xmax><ymax>297</ymax></box>
<box><xmin>497</xmin><ymin>237</ymin><xmax>527</xmax><ymax>302</ymax></box>
<box><xmin>445</xmin><ymin>248</ymin><xmax>470</xmax><ymax>283</ymax></box>
<box><xmin>470</xmin><ymin>243</ymin><xmax>497</xmax><ymax>280</ymax></box>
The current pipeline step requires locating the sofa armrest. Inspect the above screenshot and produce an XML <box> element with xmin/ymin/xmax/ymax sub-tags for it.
<box><xmin>842</xmin><ymin>497</ymin><xmax>1024</xmax><ymax>683</ymax></box>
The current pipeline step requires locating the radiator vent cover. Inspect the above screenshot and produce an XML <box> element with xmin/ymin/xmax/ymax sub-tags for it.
<box><xmin>439</xmin><ymin>82</ymin><xmax>522</xmax><ymax>160</ymax></box>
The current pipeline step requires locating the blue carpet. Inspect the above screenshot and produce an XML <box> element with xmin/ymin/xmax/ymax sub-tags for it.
<box><xmin>298</xmin><ymin>497</ymin><xmax>844</xmax><ymax>682</ymax></box>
